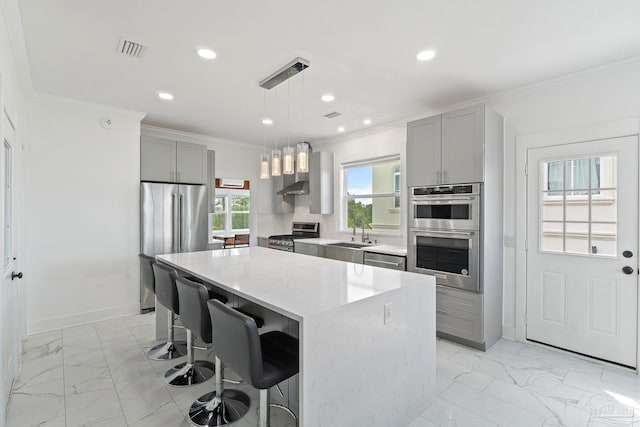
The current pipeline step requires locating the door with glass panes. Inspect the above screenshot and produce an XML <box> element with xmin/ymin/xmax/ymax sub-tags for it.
<box><xmin>526</xmin><ymin>136</ymin><xmax>638</xmax><ymax>367</ymax></box>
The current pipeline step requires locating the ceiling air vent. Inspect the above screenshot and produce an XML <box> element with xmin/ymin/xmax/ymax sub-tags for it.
<box><xmin>259</xmin><ymin>57</ymin><xmax>310</xmax><ymax>90</ymax></box>
<box><xmin>323</xmin><ymin>112</ymin><xmax>342</xmax><ymax>119</ymax></box>
<box><xmin>117</xmin><ymin>38</ymin><xmax>146</xmax><ymax>59</ymax></box>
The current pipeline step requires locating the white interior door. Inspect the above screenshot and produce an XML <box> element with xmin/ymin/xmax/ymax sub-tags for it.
<box><xmin>1</xmin><ymin>113</ymin><xmax>19</xmax><ymax>421</ymax></box>
<box><xmin>526</xmin><ymin>135</ymin><xmax>638</xmax><ymax>367</ymax></box>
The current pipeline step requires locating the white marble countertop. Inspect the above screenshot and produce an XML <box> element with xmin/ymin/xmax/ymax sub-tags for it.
<box><xmin>157</xmin><ymin>247</ymin><xmax>431</xmax><ymax>321</ymax></box>
<box><xmin>295</xmin><ymin>238</ymin><xmax>407</xmax><ymax>256</ymax></box>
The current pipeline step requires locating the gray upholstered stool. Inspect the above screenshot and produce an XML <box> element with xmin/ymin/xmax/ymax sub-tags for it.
<box><xmin>208</xmin><ymin>300</ymin><xmax>299</xmax><ymax>427</ymax></box>
<box><xmin>146</xmin><ymin>261</ymin><xmax>187</xmax><ymax>360</ymax></box>
<box><xmin>173</xmin><ymin>278</ymin><xmax>251</xmax><ymax>425</ymax></box>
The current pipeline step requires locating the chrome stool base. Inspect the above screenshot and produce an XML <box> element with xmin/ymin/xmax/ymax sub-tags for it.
<box><xmin>188</xmin><ymin>389</ymin><xmax>251</xmax><ymax>426</ymax></box>
<box><xmin>164</xmin><ymin>360</ymin><xmax>215</xmax><ymax>387</ymax></box>
<box><xmin>147</xmin><ymin>341</ymin><xmax>187</xmax><ymax>361</ymax></box>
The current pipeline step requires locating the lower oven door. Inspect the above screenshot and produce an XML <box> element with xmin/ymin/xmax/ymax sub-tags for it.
<box><xmin>408</xmin><ymin>229</ymin><xmax>480</xmax><ymax>292</ymax></box>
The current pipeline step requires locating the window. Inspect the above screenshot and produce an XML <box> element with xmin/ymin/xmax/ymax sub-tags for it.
<box><xmin>540</xmin><ymin>155</ymin><xmax>616</xmax><ymax>256</ymax></box>
<box><xmin>210</xmin><ymin>189</ymin><xmax>250</xmax><ymax>236</ymax></box>
<box><xmin>343</xmin><ymin>156</ymin><xmax>401</xmax><ymax>232</ymax></box>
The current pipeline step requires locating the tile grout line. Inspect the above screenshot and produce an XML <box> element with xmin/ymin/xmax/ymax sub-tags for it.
<box><xmin>94</xmin><ymin>321</ymin><xmax>129</xmax><ymax>426</ymax></box>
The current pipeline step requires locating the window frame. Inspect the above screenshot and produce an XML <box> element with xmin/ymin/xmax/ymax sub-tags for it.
<box><xmin>341</xmin><ymin>155</ymin><xmax>402</xmax><ymax>235</ymax></box>
<box><xmin>209</xmin><ymin>189</ymin><xmax>250</xmax><ymax>241</ymax></box>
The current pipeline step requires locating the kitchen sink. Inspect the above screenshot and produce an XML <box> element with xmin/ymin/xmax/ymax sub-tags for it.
<box><xmin>326</xmin><ymin>242</ymin><xmax>370</xmax><ymax>249</ymax></box>
<box><xmin>323</xmin><ymin>242</ymin><xmax>367</xmax><ymax>263</ymax></box>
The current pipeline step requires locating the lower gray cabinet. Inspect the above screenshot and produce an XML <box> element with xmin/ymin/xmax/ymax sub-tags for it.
<box><xmin>294</xmin><ymin>242</ymin><xmax>320</xmax><ymax>257</ymax></box>
<box><xmin>436</xmin><ymin>285</ymin><xmax>483</xmax><ymax>345</ymax></box>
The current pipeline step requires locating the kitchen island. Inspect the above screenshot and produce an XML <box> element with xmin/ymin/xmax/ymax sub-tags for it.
<box><xmin>157</xmin><ymin>247</ymin><xmax>435</xmax><ymax>427</ymax></box>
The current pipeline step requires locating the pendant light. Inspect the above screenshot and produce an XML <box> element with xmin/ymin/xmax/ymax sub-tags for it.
<box><xmin>271</xmin><ymin>85</ymin><xmax>281</xmax><ymax>176</ymax></box>
<box><xmin>260</xmin><ymin>90</ymin><xmax>270</xmax><ymax>179</ymax></box>
<box><xmin>282</xmin><ymin>80</ymin><xmax>295</xmax><ymax>175</ymax></box>
<box><xmin>296</xmin><ymin>71</ymin><xmax>309</xmax><ymax>173</ymax></box>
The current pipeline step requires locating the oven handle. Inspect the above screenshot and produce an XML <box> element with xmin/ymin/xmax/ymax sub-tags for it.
<box><xmin>411</xmin><ymin>195</ymin><xmax>477</xmax><ymax>202</ymax></box>
<box><xmin>411</xmin><ymin>229</ymin><xmax>475</xmax><ymax>239</ymax></box>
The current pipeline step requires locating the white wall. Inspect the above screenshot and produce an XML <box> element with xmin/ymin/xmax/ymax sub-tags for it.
<box><xmin>24</xmin><ymin>96</ymin><xmax>144</xmax><ymax>333</ymax></box>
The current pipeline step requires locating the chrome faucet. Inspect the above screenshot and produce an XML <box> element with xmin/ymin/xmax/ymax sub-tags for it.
<box><xmin>360</xmin><ymin>217</ymin><xmax>369</xmax><ymax>243</ymax></box>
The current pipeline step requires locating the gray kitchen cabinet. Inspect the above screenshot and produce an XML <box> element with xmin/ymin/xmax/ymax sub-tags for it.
<box><xmin>406</xmin><ymin>103</ymin><xmax>494</xmax><ymax>186</ymax></box>
<box><xmin>435</xmin><ymin>285</ymin><xmax>483</xmax><ymax>345</ymax></box>
<box><xmin>140</xmin><ymin>136</ymin><xmax>207</xmax><ymax>184</ymax></box>
<box><xmin>140</xmin><ymin>136</ymin><xmax>176</xmax><ymax>182</ymax></box>
<box><xmin>309</xmin><ymin>152</ymin><xmax>334</xmax><ymax>214</ymax></box>
<box><xmin>406</xmin><ymin>115</ymin><xmax>441</xmax><ymax>187</ymax></box>
<box><xmin>294</xmin><ymin>241</ymin><xmax>319</xmax><ymax>257</ymax></box>
<box><xmin>441</xmin><ymin>104</ymin><xmax>484</xmax><ymax>184</ymax></box>
<box><xmin>272</xmin><ymin>173</ymin><xmax>295</xmax><ymax>214</ymax></box>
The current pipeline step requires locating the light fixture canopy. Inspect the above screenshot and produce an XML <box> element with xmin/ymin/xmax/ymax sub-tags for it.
<box><xmin>296</xmin><ymin>142</ymin><xmax>309</xmax><ymax>173</ymax></box>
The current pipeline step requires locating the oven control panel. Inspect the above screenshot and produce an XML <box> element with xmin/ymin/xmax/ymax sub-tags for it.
<box><xmin>412</xmin><ymin>183</ymin><xmax>478</xmax><ymax>196</ymax></box>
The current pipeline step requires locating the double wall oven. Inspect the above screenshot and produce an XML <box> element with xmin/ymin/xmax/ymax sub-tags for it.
<box><xmin>408</xmin><ymin>183</ymin><xmax>481</xmax><ymax>293</ymax></box>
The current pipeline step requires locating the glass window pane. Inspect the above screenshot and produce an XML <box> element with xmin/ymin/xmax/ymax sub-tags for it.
<box><xmin>592</xmin><ymin>189</ymin><xmax>616</xmax><ymax>223</ymax></box>
<box><xmin>231</xmin><ymin>196</ymin><xmax>250</xmax><ymax>212</ymax></box>
<box><xmin>347</xmin><ymin>166</ymin><xmax>372</xmax><ymax>195</ymax></box>
<box><xmin>212</xmin><ymin>214</ymin><xmax>225</xmax><ymax>231</ymax></box>
<box><xmin>541</xmin><ymin>221</ymin><xmax>563</xmax><ymax>252</ymax></box>
<box><xmin>599</xmin><ymin>155</ymin><xmax>617</xmax><ymax>188</ymax></box>
<box><xmin>214</xmin><ymin>196</ymin><xmax>225</xmax><ymax>213</ymax></box>
<box><xmin>565</xmin><ymin>222</ymin><xmax>589</xmax><ymax>254</ymax></box>
<box><xmin>565</xmin><ymin>197</ymin><xmax>589</xmax><ymax>222</ymax></box>
<box><xmin>591</xmin><ymin>223</ymin><xmax>617</xmax><ymax>256</ymax></box>
<box><xmin>546</xmin><ymin>161</ymin><xmax>563</xmax><ymax>191</ymax></box>
<box><xmin>541</xmin><ymin>194</ymin><xmax>563</xmax><ymax>221</ymax></box>
<box><xmin>566</xmin><ymin>159</ymin><xmax>591</xmax><ymax>191</ymax></box>
<box><xmin>231</xmin><ymin>213</ymin><xmax>250</xmax><ymax>229</ymax></box>
<box><xmin>591</xmin><ymin>158</ymin><xmax>601</xmax><ymax>189</ymax></box>
<box><xmin>347</xmin><ymin>198</ymin><xmax>372</xmax><ymax>229</ymax></box>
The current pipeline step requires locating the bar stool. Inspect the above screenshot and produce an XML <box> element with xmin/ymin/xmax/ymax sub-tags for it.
<box><xmin>163</xmin><ymin>276</ymin><xmax>223</xmax><ymax>387</ymax></box>
<box><xmin>208</xmin><ymin>300</ymin><xmax>299</xmax><ymax>427</ymax></box>
<box><xmin>138</xmin><ymin>253</ymin><xmax>156</xmax><ymax>311</ymax></box>
<box><xmin>174</xmin><ymin>278</ymin><xmax>251</xmax><ymax>425</ymax></box>
<box><xmin>147</xmin><ymin>262</ymin><xmax>187</xmax><ymax>360</ymax></box>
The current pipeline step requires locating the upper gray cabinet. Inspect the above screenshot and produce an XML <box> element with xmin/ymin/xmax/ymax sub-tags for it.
<box><xmin>407</xmin><ymin>103</ymin><xmax>489</xmax><ymax>186</ymax></box>
<box><xmin>406</xmin><ymin>115</ymin><xmax>441</xmax><ymax>187</ymax></box>
<box><xmin>141</xmin><ymin>136</ymin><xmax>207</xmax><ymax>184</ymax></box>
<box><xmin>309</xmin><ymin>152</ymin><xmax>334</xmax><ymax>214</ymax></box>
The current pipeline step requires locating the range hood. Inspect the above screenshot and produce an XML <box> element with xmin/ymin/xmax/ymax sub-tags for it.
<box><xmin>277</xmin><ymin>172</ymin><xmax>309</xmax><ymax>195</ymax></box>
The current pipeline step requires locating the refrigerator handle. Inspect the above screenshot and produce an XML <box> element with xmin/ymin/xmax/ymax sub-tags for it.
<box><xmin>179</xmin><ymin>193</ymin><xmax>184</xmax><ymax>252</ymax></box>
<box><xmin>172</xmin><ymin>192</ymin><xmax>178</xmax><ymax>252</ymax></box>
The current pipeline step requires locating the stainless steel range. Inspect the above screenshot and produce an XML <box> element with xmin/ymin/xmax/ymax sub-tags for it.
<box><xmin>268</xmin><ymin>222</ymin><xmax>320</xmax><ymax>252</ymax></box>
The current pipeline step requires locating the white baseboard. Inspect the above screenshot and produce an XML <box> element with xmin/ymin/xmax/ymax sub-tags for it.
<box><xmin>27</xmin><ymin>303</ymin><xmax>140</xmax><ymax>335</ymax></box>
<box><xmin>502</xmin><ymin>325</ymin><xmax>516</xmax><ymax>341</ymax></box>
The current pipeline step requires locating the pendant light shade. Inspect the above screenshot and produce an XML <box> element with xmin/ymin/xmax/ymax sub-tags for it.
<box><xmin>283</xmin><ymin>146</ymin><xmax>295</xmax><ymax>175</ymax></box>
<box><xmin>296</xmin><ymin>142</ymin><xmax>309</xmax><ymax>173</ymax></box>
<box><xmin>271</xmin><ymin>149</ymin><xmax>282</xmax><ymax>176</ymax></box>
<box><xmin>260</xmin><ymin>153</ymin><xmax>270</xmax><ymax>179</ymax></box>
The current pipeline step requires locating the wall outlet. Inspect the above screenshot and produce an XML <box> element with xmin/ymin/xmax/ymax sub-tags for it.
<box><xmin>384</xmin><ymin>303</ymin><xmax>392</xmax><ymax>324</ymax></box>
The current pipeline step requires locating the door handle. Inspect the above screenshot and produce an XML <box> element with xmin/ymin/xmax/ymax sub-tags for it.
<box><xmin>11</xmin><ymin>271</ymin><xmax>23</xmax><ymax>280</ymax></box>
<box><xmin>622</xmin><ymin>266</ymin><xmax>634</xmax><ymax>275</ymax></box>
<box><xmin>179</xmin><ymin>193</ymin><xmax>184</xmax><ymax>252</ymax></box>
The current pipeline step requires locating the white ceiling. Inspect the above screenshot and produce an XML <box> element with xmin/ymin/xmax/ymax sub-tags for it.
<box><xmin>17</xmin><ymin>0</ymin><xmax>640</xmax><ymax>145</ymax></box>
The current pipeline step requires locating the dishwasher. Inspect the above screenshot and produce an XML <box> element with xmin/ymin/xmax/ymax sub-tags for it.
<box><xmin>363</xmin><ymin>251</ymin><xmax>406</xmax><ymax>271</ymax></box>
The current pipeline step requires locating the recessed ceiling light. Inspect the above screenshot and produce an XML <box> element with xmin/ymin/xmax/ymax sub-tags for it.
<box><xmin>197</xmin><ymin>48</ymin><xmax>217</xmax><ymax>60</ymax></box>
<box><xmin>416</xmin><ymin>49</ymin><xmax>436</xmax><ymax>62</ymax></box>
<box><xmin>157</xmin><ymin>91</ymin><xmax>174</xmax><ymax>100</ymax></box>
<box><xmin>337</xmin><ymin>126</ymin><xmax>345</xmax><ymax>132</ymax></box>
<box><xmin>262</xmin><ymin>118</ymin><xmax>273</xmax><ymax>125</ymax></box>
<box><xmin>363</xmin><ymin>119</ymin><xmax>372</xmax><ymax>125</ymax></box>
<box><xmin>321</xmin><ymin>94</ymin><xmax>335</xmax><ymax>102</ymax></box>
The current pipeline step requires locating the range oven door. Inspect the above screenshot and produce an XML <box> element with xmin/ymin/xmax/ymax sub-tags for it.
<box><xmin>409</xmin><ymin>193</ymin><xmax>479</xmax><ymax>230</ymax></box>
<box><xmin>408</xmin><ymin>229</ymin><xmax>480</xmax><ymax>292</ymax></box>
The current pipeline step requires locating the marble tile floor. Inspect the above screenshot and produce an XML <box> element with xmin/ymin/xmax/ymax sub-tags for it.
<box><xmin>6</xmin><ymin>312</ymin><xmax>640</xmax><ymax>427</ymax></box>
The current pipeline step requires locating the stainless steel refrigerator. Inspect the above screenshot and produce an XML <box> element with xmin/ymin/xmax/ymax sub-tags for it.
<box><xmin>140</xmin><ymin>182</ymin><xmax>208</xmax><ymax>312</ymax></box>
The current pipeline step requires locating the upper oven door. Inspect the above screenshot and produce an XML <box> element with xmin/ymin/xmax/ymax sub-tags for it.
<box><xmin>409</xmin><ymin>194</ymin><xmax>479</xmax><ymax>230</ymax></box>
<box><xmin>408</xmin><ymin>229</ymin><xmax>480</xmax><ymax>292</ymax></box>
